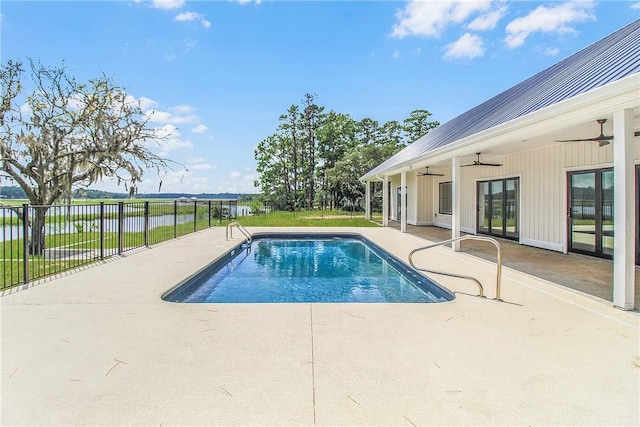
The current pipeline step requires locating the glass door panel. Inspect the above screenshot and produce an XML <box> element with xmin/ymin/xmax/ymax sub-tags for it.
<box><xmin>570</xmin><ymin>172</ymin><xmax>596</xmax><ymax>253</ymax></box>
<box><xmin>505</xmin><ymin>179</ymin><xmax>519</xmax><ymax>238</ymax></box>
<box><xmin>477</xmin><ymin>177</ymin><xmax>519</xmax><ymax>239</ymax></box>
<box><xmin>396</xmin><ymin>187</ymin><xmax>402</xmax><ymax>220</ymax></box>
<box><xmin>478</xmin><ymin>182</ymin><xmax>490</xmax><ymax>234</ymax></box>
<box><xmin>490</xmin><ymin>181</ymin><xmax>503</xmax><ymax>234</ymax></box>
<box><xmin>601</xmin><ymin>170</ymin><xmax>614</xmax><ymax>257</ymax></box>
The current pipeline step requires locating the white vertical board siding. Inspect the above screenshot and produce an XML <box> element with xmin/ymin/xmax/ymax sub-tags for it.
<box><xmin>390</xmin><ymin>176</ymin><xmax>400</xmax><ymax>221</ymax></box>
<box><xmin>407</xmin><ymin>173</ymin><xmax>417</xmax><ymax>224</ymax></box>
<box><xmin>387</xmin><ymin>139</ymin><xmax>635</xmax><ymax>249</ymax></box>
<box><xmin>416</xmin><ymin>174</ymin><xmax>434</xmax><ymax>224</ymax></box>
<box><xmin>452</xmin><ymin>142</ymin><xmax>623</xmax><ymax>252</ymax></box>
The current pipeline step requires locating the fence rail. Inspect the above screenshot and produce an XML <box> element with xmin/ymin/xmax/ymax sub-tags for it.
<box><xmin>1</xmin><ymin>199</ymin><xmax>239</xmax><ymax>290</ymax></box>
<box><xmin>1</xmin><ymin>199</ymin><xmax>381</xmax><ymax>290</ymax></box>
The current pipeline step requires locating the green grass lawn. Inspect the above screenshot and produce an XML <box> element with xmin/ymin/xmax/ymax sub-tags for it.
<box><xmin>1</xmin><ymin>208</ymin><xmax>381</xmax><ymax>288</ymax></box>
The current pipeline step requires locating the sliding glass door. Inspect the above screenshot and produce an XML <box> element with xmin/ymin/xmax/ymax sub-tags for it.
<box><xmin>477</xmin><ymin>178</ymin><xmax>519</xmax><ymax>239</ymax></box>
<box><xmin>568</xmin><ymin>169</ymin><xmax>613</xmax><ymax>258</ymax></box>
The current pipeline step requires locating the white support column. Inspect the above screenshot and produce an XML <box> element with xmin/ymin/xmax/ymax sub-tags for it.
<box><xmin>452</xmin><ymin>157</ymin><xmax>461</xmax><ymax>251</ymax></box>
<box><xmin>382</xmin><ymin>176</ymin><xmax>389</xmax><ymax>227</ymax></box>
<box><xmin>401</xmin><ymin>171</ymin><xmax>407</xmax><ymax>233</ymax></box>
<box><xmin>365</xmin><ymin>181</ymin><xmax>371</xmax><ymax>220</ymax></box>
<box><xmin>613</xmin><ymin>109</ymin><xmax>635</xmax><ymax>310</ymax></box>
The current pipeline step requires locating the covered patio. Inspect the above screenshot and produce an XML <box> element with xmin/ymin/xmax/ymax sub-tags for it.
<box><xmin>363</xmin><ymin>20</ymin><xmax>640</xmax><ymax>310</ymax></box>
<box><xmin>388</xmin><ymin>222</ymin><xmax>640</xmax><ymax>309</ymax></box>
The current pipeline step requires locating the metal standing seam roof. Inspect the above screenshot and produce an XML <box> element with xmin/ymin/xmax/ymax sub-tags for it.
<box><xmin>362</xmin><ymin>19</ymin><xmax>640</xmax><ymax>180</ymax></box>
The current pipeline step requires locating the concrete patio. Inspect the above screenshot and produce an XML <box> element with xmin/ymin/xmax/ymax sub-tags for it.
<box><xmin>390</xmin><ymin>223</ymin><xmax>640</xmax><ymax>309</ymax></box>
<box><xmin>1</xmin><ymin>226</ymin><xmax>638</xmax><ymax>426</ymax></box>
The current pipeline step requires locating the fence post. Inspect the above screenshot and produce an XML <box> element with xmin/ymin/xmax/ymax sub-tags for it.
<box><xmin>144</xmin><ymin>201</ymin><xmax>150</xmax><ymax>247</ymax></box>
<box><xmin>219</xmin><ymin>201</ymin><xmax>222</xmax><ymax>224</ymax></box>
<box><xmin>99</xmin><ymin>202</ymin><xmax>104</xmax><ymax>260</ymax></box>
<box><xmin>118</xmin><ymin>202</ymin><xmax>124</xmax><ymax>255</ymax></box>
<box><xmin>173</xmin><ymin>200</ymin><xmax>178</xmax><ymax>238</ymax></box>
<box><xmin>208</xmin><ymin>200</ymin><xmax>212</xmax><ymax>228</ymax></box>
<box><xmin>193</xmin><ymin>201</ymin><xmax>197</xmax><ymax>233</ymax></box>
<box><xmin>22</xmin><ymin>204</ymin><xmax>29</xmax><ymax>285</ymax></box>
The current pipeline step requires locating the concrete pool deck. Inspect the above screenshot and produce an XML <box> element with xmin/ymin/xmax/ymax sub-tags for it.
<box><xmin>1</xmin><ymin>226</ymin><xmax>638</xmax><ymax>426</ymax></box>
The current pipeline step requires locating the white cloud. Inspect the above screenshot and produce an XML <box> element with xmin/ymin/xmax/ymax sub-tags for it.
<box><xmin>467</xmin><ymin>3</ymin><xmax>507</xmax><ymax>31</ymax></box>
<box><xmin>163</xmin><ymin>39</ymin><xmax>199</xmax><ymax>61</ymax></box>
<box><xmin>152</xmin><ymin>124</ymin><xmax>177</xmax><ymax>139</ymax></box>
<box><xmin>146</xmin><ymin>108</ymin><xmax>198</xmax><ymax>125</ymax></box>
<box><xmin>504</xmin><ymin>1</ymin><xmax>596</xmax><ymax>49</ymax></box>
<box><xmin>391</xmin><ymin>0</ymin><xmax>492</xmax><ymax>39</ymax></box>
<box><xmin>215</xmin><ymin>171</ymin><xmax>259</xmax><ymax>193</ymax></box>
<box><xmin>142</xmin><ymin>124</ymin><xmax>193</xmax><ymax>157</ymax></box>
<box><xmin>443</xmin><ymin>32</ymin><xmax>485</xmax><ymax>60</ymax></box>
<box><xmin>158</xmin><ymin>137</ymin><xmax>193</xmax><ymax>156</ymax></box>
<box><xmin>392</xmin><ymin>50</ymin><xmax>400</xmax><ymax>59</ymax></box>
<box><xmin>172</xmin><ymin>104</ymin><xmax>195</xmax><ymax>114</ymax></box>
<box><xmin>235</xmin><ymin>0</ymin><xmax>262</xmax><ymax>6</ymax></box>
<box><xmin>175</xmin><ymin>11</ymin><xmax>211</xmax><ymax>28</ymax></box>
<box><xmin>137</xmin><ymin>96</ymin><xmax>157</xmax><ymax>111</ymax></box>
<box><xmin>189</xmin><ymin>163</ymin><xmax>215</xmax><ymax>171</ymax></box>
<box><xmin>151</xmin><ymin>0</ymin><xmax>185</xmax><ymax>10</ymax></box>
<box><xmin>631</xmin><ymin>2</ymin><xmax>640</xmax><ymax>10</ymax></box>
<box><xmin>192</xmin><ymin>124</ymin><xmax>208</xmax><ymax>134</ymax></box>
<box><xmin>541</xmin><ymin>46</ymin><xmax>560</xmax><ymax>56</ymax></box>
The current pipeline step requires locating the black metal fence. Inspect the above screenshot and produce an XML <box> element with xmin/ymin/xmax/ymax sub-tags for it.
<box><xmin>1</xmin><ymin>199</ymin><xmax>238</xmax><ymax>290</ymax></box>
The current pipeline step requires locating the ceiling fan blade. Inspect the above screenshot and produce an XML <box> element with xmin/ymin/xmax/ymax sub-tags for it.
<box><xmin>418</xmin><ymin>167</ymin><xmax>445</xmax><ymax>176</ymax></box>
<box><xmin>461</xmin><ymin>152</ymin><xmax>501</xmax><ymax>167</ymax></box>
<box><xmin>555</xmin><ymin>136</ymin><xmax>612</xmax><ymax>142</ymax></box>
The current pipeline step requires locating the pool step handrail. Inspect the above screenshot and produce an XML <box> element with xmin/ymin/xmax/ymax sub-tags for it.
<box><xmin>408</xmin><ymin>235</ymin><xmax>503</xmax><ymax>301</ymax></box>
<box><xmin>226</xmin><ymin>222</ymin><xmax>252</xmax><ymax>246</ymax></box>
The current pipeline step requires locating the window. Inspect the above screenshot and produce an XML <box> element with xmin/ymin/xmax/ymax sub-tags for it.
<box><xmin>439</xmin><ymin>181</ymin><xmax>452</xmax><ymax>215</ymax></box>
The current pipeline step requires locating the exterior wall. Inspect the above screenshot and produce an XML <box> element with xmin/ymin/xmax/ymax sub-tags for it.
<box><xmin>399</xmin><ymin>141</ymin><xmax>640</xmax><ymax>253</ymax></box>
<box><xmin>416</xmin><ymin>175</ymin><xmax>434</xmax><ymax>225</ymax></box>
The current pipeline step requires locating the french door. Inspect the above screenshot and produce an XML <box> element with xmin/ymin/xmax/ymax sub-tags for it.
<box><xmin>568</xmin><ymin>169</ymin><xmax>614</xmax><ymax>259</ymax></box>
<box><xmin>477</xmin><ymin>178</ymin><xmax>519</xmax><ymax>239</ymax></box>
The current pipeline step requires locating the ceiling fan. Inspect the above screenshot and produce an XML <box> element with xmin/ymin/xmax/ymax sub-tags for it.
<box><xmin>417</xmin><ymin>167</ymin><xmax>444</xmax><ymax>176</ymax></box>
<box><xmin>461</xmin><ymin>152</ymin><xmax>502</xmax><ymax>167</ymax></box>
<box><xmin>555</xmin><ymin>119</ymin><xmax>613</xmax><ymax>147</ymax></box>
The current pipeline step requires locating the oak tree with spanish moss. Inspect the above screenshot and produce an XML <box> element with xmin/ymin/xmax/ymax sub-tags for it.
<box><xmin>0</xmin><ymin>59</ymin><xmax>177</xmax><ymax>254</ymax></box>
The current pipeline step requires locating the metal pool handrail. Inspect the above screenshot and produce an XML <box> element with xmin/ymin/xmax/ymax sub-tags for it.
<box><xmin>225</xmin><ymin>222</ymin><xmax>252</xmax><ymax>245</ymax></box>
<box><xmin>408</xmin><ymin>235</ymin><xmax>503</xmax><ymax>301</ymax></box>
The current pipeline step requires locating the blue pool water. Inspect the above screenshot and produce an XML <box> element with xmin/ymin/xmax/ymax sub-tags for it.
<box><xmin>163</xmin><ymin>234</ymin><xmax>454</xmax><ymax>303</ymax></box>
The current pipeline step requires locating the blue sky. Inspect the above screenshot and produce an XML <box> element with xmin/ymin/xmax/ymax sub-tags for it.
<box><xmin>2</xmin><ymin>0</ymin><xmax>639</xmax><ymax>194</ymax></box>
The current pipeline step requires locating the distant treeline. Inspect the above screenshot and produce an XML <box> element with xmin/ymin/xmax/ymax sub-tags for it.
<box><xmin>0</xmin><ymin>186</ymin><xmax>259</xmax><ymax>202</ymax></box>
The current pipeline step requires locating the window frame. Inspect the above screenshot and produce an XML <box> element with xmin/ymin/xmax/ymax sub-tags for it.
<box><xmin>438</xmin><ymin>181</ymin><xmax>452</xmax><ymax>215</ymax></box>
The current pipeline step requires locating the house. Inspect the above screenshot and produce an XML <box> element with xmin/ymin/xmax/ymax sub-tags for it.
<box><xmin>361</xmin><ymin>19</ymin><xmax>640</xmax><ymax>310</ymax></box>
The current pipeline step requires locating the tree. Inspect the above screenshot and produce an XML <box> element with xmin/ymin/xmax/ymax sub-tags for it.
<box><xmin>326</xmin><ymin>143</ymin><xmax>398</xmax><ymax>207</ymax></box>
<box><xmin>0</xmin><ymin>59</ymin><xmax>176</xmax><ymax>254</ymax></box>
<box><xmin>300</xmin><ymin>93</ymin><xmax>324</xmax><ymax>209</ymax></box>
<box><xmin>254</xmin><ymin>96</ymin><xmax>441</xmax><ymax>212</ymax></box>
<box><xmin>316</xmin><ymin>111</ymin><xmax>357</xmax><ymax>209</ymax></box>
<box><xmin>402</xmin><ymin>109</ymin><xmax>439</xmax><ymax>143</ymax></box>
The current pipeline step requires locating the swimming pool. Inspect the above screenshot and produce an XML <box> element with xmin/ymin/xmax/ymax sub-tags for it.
<box><xmin>162</xmin><ymin>233</ymin><xmax>454</xmax><ymax>303</ymax></box>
